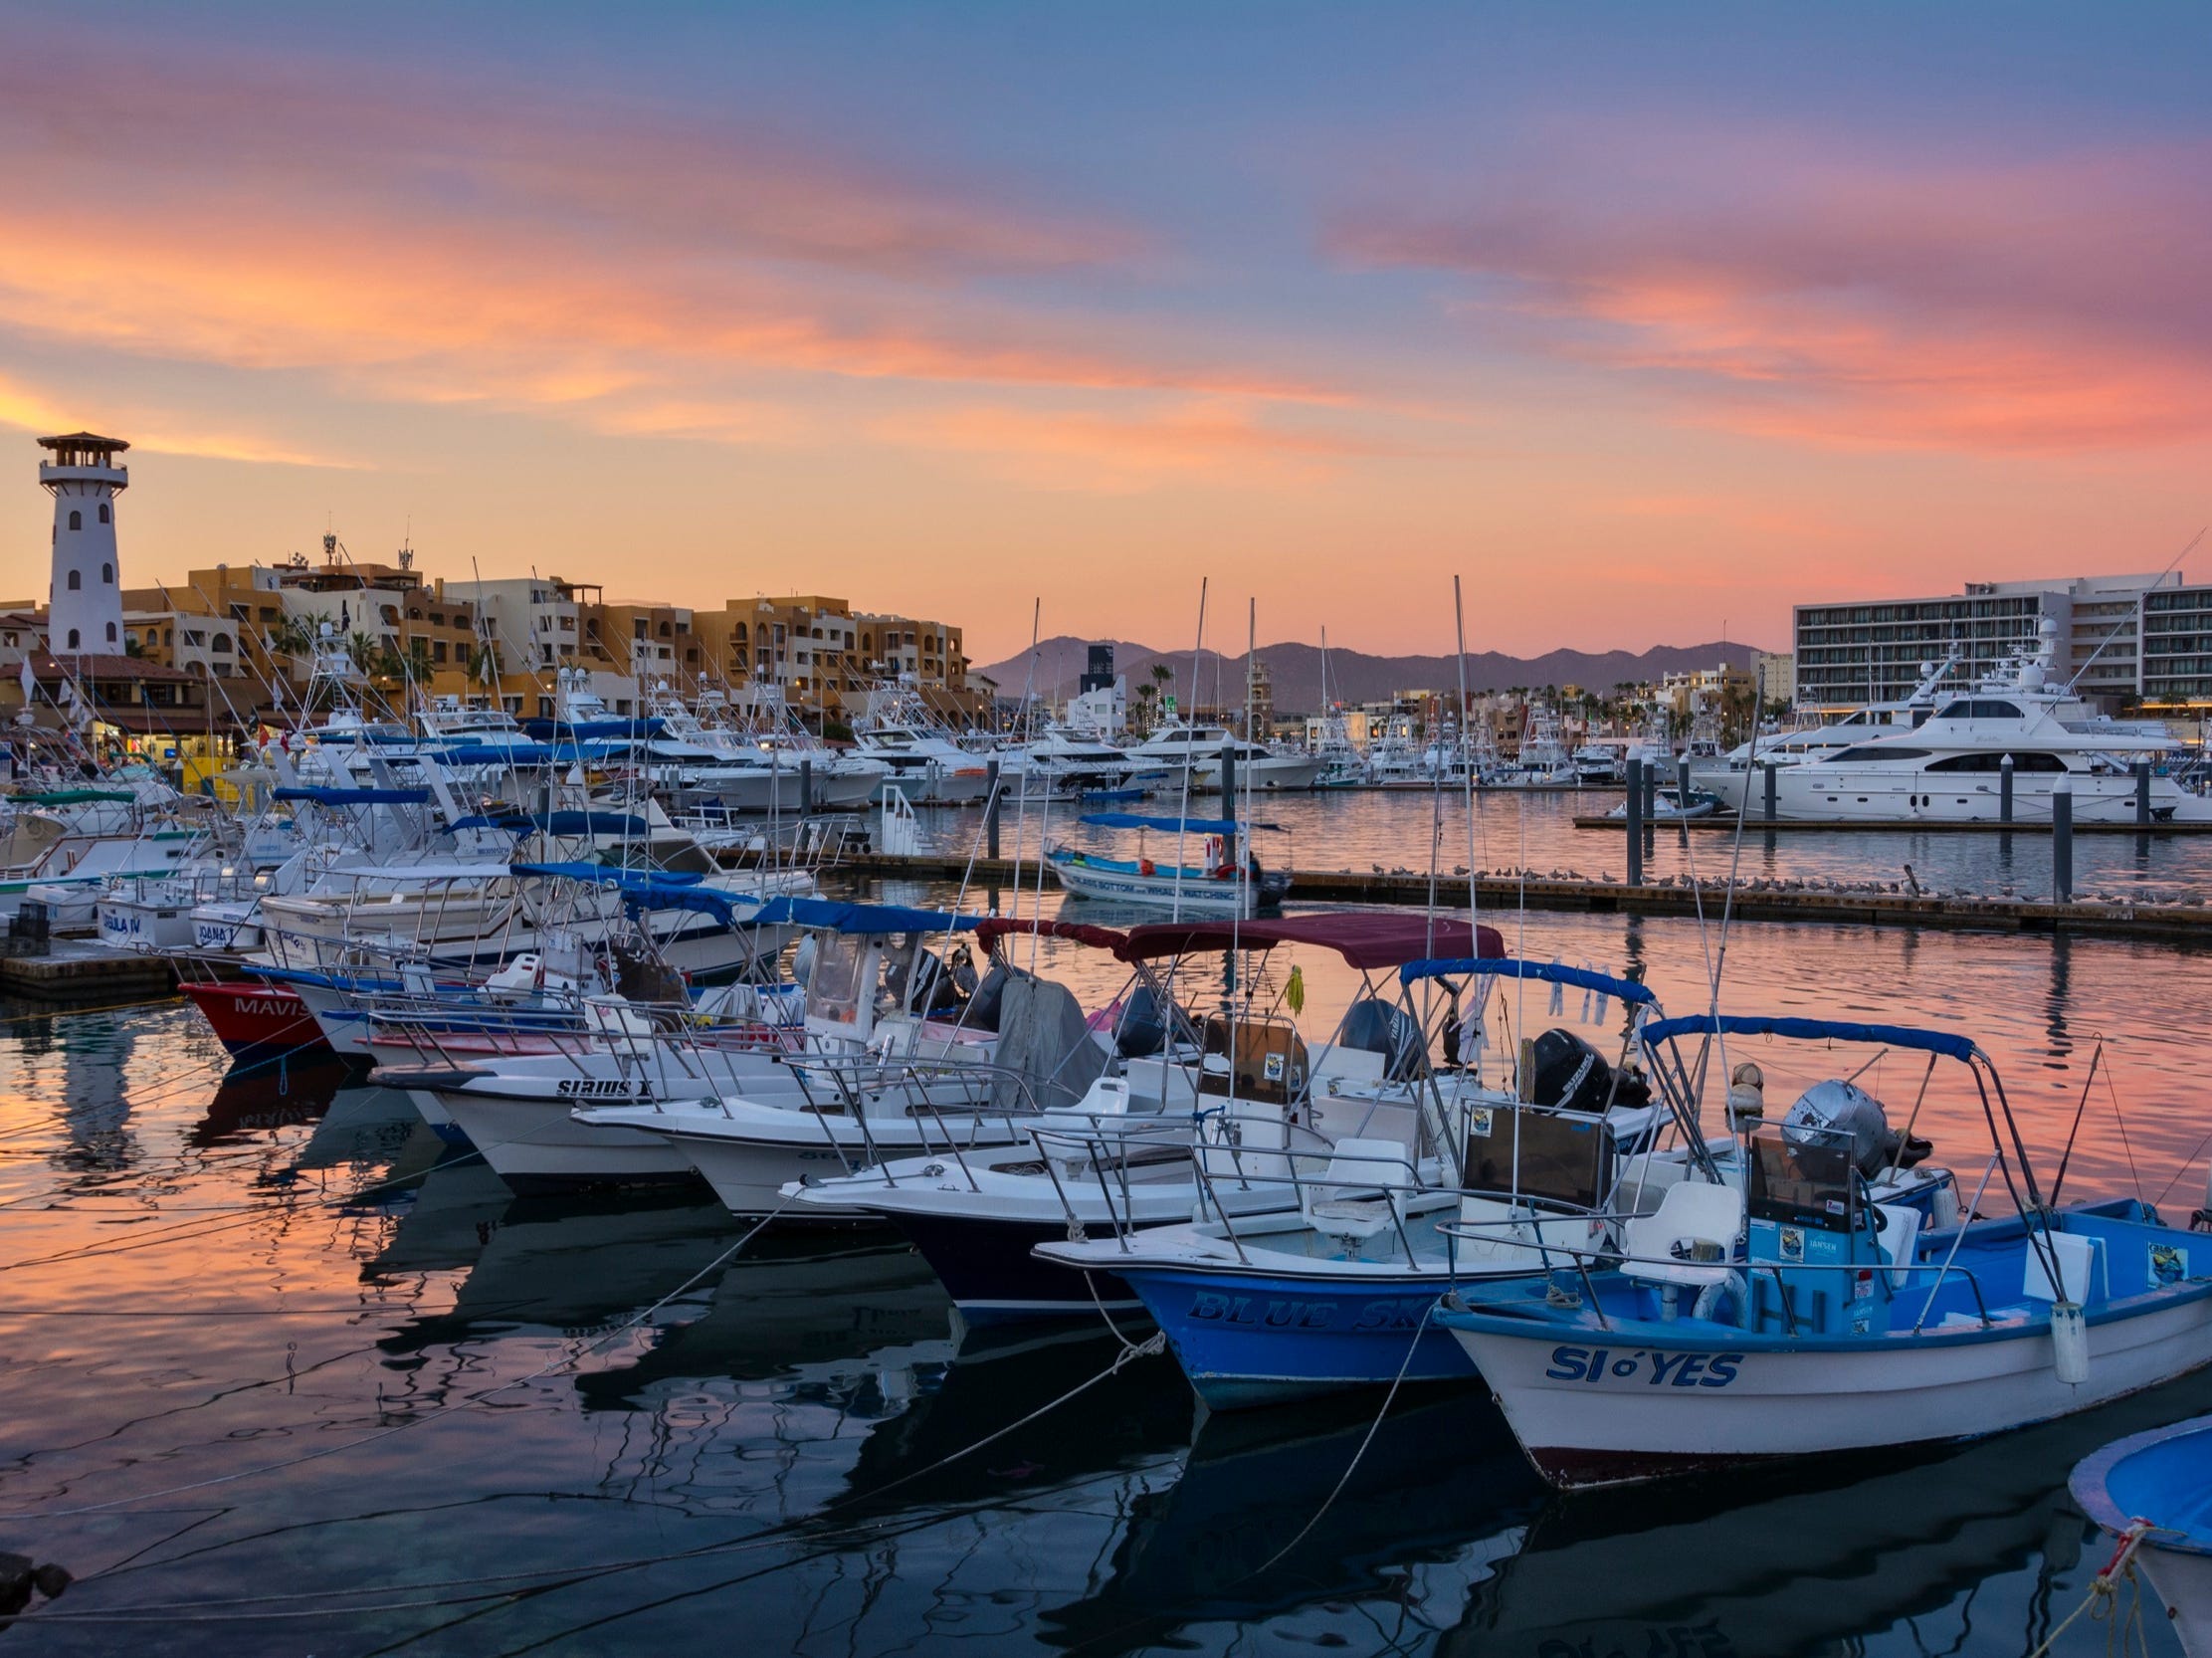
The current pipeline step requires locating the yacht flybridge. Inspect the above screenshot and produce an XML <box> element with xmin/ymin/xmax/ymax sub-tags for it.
<box><xmin>1753</xmin><ymin>623</ymin><xmax>2210</xmax><ymax>823</ymax></box>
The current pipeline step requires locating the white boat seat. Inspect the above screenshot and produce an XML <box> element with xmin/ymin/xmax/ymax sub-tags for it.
<box><xmin>1302</xmin><ymin>1138</ymin><xmax>1408</xmax><ymax>1246</ymax></box>
<box><xmin>1622</xmin><ymin>1179</ymin><xmax>1740</xmax><ymax>1288</ymax></box>
<box><xmin>2024</xmin><ymin>1230</ymin><xmax>2104</xmax><ymax>1304</ymax></box>
<box><xmin>1875</xmin><ymin>1202</ymin><xmax>1921</xmax><ymax>1289</ymax></box>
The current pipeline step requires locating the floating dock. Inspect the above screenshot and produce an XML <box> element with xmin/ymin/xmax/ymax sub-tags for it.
<box><xmin>1571</xmin><ymin>814</ymin><xmax>2212</xmax><ymax>834</ymax></box>
<box><xmin>840</xmin><ymin>854</ymin><xmax>2212</xmax><ymax>944</ymax></box>
<box><xmin>0</xmin><ymin>939</ymin><xmax>179</xmax><ymax>1004</ymax></box>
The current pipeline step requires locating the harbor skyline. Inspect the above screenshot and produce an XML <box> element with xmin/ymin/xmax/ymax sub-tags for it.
<box><xmin>5</xmin><ymin>4</ymin><xmax>2211</xmax><ymax>660</ymax></box>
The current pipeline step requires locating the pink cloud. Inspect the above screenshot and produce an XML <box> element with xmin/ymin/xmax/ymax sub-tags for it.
<box><xmin>1329</xmin><ymin>129</ymin><xmax>2212</xmax><ymax>452</ymax></box>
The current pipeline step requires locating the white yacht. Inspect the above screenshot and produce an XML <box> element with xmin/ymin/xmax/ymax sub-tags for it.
<box><xmin>996</xmin><ymin>724</ymin><xmax>1163</xmax><ymax>799</ymax></box>
<box><xmin>1124</xmin><ymin>724</ymin><xmax>1325</xmax><ymax>793</ymax></box>
<box><xmin>1572</xmin><ymin>741</ymin><xmax>1623</xmax><ymax>785</ymax></box>
<box><xmin>1491</xmin><ymin>704</ymin><xmax>1578</xmax><ymax>788</ymax></box>
<box><xmin>1695</xmin><ymin>652</ymin><xmax>1959</xmax><ymax>809</ymax></box>
<box><xmin>1763</xmin><ymin>624</ymin><xmax>2211</xmax><ymax>823</ymax></box>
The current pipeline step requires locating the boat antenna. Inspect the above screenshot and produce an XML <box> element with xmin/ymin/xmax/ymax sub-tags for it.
<box><xmin>2048</xmin><ymin>1040</ymin><xmax>2106</xmax><ymax>1209</ymax></box>
<box><xmin>2062</xmin><ymin>526</ymin><xmax>2205</xmax><ymax>696</ymax></box>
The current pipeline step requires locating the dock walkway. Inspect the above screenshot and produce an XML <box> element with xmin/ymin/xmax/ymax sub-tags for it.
<box><xmin>839</xmin><ymin>853</ymin><xmax>2212</xmax><ymax>944</ymax></box>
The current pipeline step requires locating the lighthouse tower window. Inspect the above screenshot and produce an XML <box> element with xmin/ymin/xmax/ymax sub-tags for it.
<box><xmin>66</xmin><ymin>628</ymin><xmax>80</xmax><ymax>649</ymax></box>
<box><xmin>68</xmin><ymin>510</ymin><xmax>81</xmax><ymax>530</ymax></box>
<box><xmin>101</xmin><ymin>563</ymin><xmax>112</xmax><ymax>584</ymax></box>
<box><xmin>105</xmin><ymin>623</ymin><xmax>116</xmax><ymax>643</ymax></box>
<box><xmin>66</xmin><ymin>570</ymin><xmax>80</xmax><ymax>590</ymax></box>
<box><xmin>98</xmin><ymin>505</ymin><xmax>109</xmax><ymax>524</ymax></box>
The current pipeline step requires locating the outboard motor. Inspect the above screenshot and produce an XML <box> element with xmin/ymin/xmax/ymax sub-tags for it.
<box><xmin>1112</xmin><ymin>982</ymin><xmax>1168</xmax><ymax>1058</ymax></box>
<box><xmin>1526</xmin><ymin>1028</ymin><xmax>1650</xmax><ymax>1114</ymax></box>
<box><xmin>1339</xmin><ymin>997</ymin><xmax>1424</xmax><ymax>1083</ymax></box>
<box><xmin>891</xmin><ymin>947</ymin><xmax>967</xmax><ymax>1016</ymax></box>
<box><xmin>961</xmin><ymin>962</ymin><xmax>1014</xmax><ymax>1033</ymax></box>
<box><xmin>1783</xmin><ymin>1079</ymin><xmax>1931</xmax><ymax>1176</ymax></box>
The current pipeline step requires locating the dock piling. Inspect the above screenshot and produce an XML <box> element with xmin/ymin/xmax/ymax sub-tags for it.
<box><xmin>2000</xmin><ymin>753</ymin><xmax>2014</xmax><ymax>824</ymax></box>
<box><xmin>985</xmin><ymin>759</ymin><xmax>1001</xmax><ymax>860</ymax></box>
<box><xmin>1625</xmin><ymin>757</ymin><xmax>1644</xmax><ymax>885</ymax></box>
<box><xmin>2135</xmin><ymin>761</ymin><xmax>2151</xmax><ymax>826</ymax></box>
<box><xmin>2053</xmin><ymin>777</ymin><xmax>2074</xmax><ymax>902</ymax></box>
<box><xmin>1763</xmin><ymin>760</ymin><xmax>1777</xmax><ymax>823</ymax></box>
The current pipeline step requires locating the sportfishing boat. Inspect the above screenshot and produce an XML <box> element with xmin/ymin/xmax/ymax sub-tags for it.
<box><xmin>785</xmin><ymin>913</ymin><xmax>1505</xmax><ymax>1321</ymax></box>
<box><xmin>2072</xmin><ymin>1415</ymin><xmax>2212</xmax><ymax>1656</ymax></box>
<box><xmin>0</xmin><ymin>779</ymin><xmax>202</xmax><ymax>923</ymax></box>
<box><xmin>1439</xmin><ymin>1013</ymin><xmax>2212</xmax><ymax>1488</ymax></box>
<box><xmin>1047</xmin><ymin>812</ymin><xmax>1291</xmax><ymax>916</ymax></box>
<box><xmin>1573</xmin><ymin>743</ymin><xmax>1624</xmax><ymax>786</ymax></box>
<box><xmin>1124</xmin><ymin>725</ymin><xmax>1325</xmax><ymax>793</ymax></box>
<box><xmin>1491</xmin><ymin>705</ymin><xmax>1577</xmax><ymax>789</ymax></box>
<box><xmin>851</xmin><ymin>679</ymin><xmax>992</xmax><ymax>803</ymax></box>
<box><xmin>994</xmin><ymin>724</ymin><xmax>1164</xmax><ymax>800</ymax></box>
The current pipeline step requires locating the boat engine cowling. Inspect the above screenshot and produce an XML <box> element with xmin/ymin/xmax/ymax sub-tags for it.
<box><xmin>1526</xmin><ymin>1028</ymin><xmax>1651</xmax><ymax>1114</ymax></box>
<box><xmin>1339</xmin><ymin>998</ymin><xmax>1424</xmax><ymax>1083</ymax></box>
<box><xmin>1783</xmin><ymin>1079</ymin><xmax>1931</xmax><ymax>1176</ymax></box>
<box><xmin>1112</xmin><ymin>983</ymin><xmax>1168</xmax><ymax>1058</ymax></box>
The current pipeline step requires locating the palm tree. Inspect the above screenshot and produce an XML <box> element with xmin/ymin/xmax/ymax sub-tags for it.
<box><xmin>1148</xmin><ymin>661</ymin><xmax>1175</xmax><ymax>718</ymax></box>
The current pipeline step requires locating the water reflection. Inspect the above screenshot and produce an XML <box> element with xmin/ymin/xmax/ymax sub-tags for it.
<box><xmin>1451</xmin><ymin>1368</ymin><xmax>2212</xmax><ymax>1658</ymax></box>
<box><xmin>1046</xmin><ymin>1386</ymin><xmax>1533</xmax><ymax>1654</ymax></box>
<box><xmin>190</xmin><ymin>1055</ymin><xmax>349</xmax><ymax>1148</ymax></box>
<box><xmin>844</xmin><ymin>1323</ymin><xmax>1193</xmax><ymax>1511</ymax></box>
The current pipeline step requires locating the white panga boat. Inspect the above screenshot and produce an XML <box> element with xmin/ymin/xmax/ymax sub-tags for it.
<box><xmin>1438</xmin><ymin>1013</ymin><xmax>2212</xmax><ymax>1488</ymax></box>
<box><xmin>1047</xmin><ymin>812</ymin><xmax>1290</xmax><ymax>917</ymax></box>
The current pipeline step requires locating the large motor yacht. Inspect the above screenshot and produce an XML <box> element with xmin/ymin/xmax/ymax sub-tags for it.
<box><xmin>1759</xmin><ymin>623</ymin><xmax>2209</xmax><ymax>823</ymax></box>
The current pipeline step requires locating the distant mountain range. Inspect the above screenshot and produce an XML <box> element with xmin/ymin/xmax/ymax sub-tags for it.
<box><xmin>970</xmin><ymin>637</ymin><xmax>1774</xmax><ymax>713</ymax></box>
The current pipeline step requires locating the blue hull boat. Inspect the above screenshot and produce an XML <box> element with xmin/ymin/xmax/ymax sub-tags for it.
<box><xmin>1116</xmin><ymin>1258</ymin><xmax>1476</xmax><ymax>1409</ymax></box>
<box><xmin>2072</xmin><ymin>1413</ymin><xmax>2212</xmax><ymax>1656</ymax></box>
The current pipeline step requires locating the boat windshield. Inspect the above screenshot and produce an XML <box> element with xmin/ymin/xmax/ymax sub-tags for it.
<box><xmin>1748</xmin><ymin>1129</ymin><xmax>1856</xmax><ymax>1232</ymax></box>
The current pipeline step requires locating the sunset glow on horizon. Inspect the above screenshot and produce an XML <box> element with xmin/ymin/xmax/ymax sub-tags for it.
<box><xmin>3</xmin><ymin>3</ymin><xmax>2209</xmax><ymax>662</ymax></box>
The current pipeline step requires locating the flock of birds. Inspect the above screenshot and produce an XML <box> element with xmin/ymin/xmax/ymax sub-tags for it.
<box><xmin>1343</xmin><ymin>865</ymin><xmax>2205</xmax><ymax>908</ymax></box>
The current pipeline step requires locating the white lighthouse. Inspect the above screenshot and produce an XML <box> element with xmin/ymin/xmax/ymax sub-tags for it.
<box><xmin>39</xmin><ymin>431</ymin><xmax>128</xmax><ymax>659</ymax></box>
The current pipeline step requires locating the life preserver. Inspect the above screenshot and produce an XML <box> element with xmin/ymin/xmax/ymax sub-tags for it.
<box><xmin>1693</xmin><ymin>1271</ymin><xmax>1749</xmax><ymax>1327</ymax></box>
<box><xmin>1137</xmin><ymin>857</ymin><xmax>1156</xmax><ymax>877</ymax></box>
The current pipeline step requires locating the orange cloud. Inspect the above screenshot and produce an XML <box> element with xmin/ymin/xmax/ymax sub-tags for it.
<box><xmin>0</xmin><ymin>33</ymin><xmax>1349</xmax><ymax>457</ymax></box>
<box><xmin>874</xmin><ymin>398</ymin><xmax>1424</xmax><ymax>491</ymax></box>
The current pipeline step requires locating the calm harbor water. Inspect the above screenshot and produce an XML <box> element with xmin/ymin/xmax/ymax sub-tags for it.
<box><xmin>922</xmin><ymin>786</ymin><xmax>2212</xmax><ymax>902</ymax></box>
<box><xmin>3</xmin><ymin>881</ymin><xmax>2211</xmax><ymax>1654</ymax></box>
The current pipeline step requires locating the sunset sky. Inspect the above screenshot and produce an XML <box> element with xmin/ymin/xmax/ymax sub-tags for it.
<box><xmin>3</xmin><ymin>2</ymin><xmax>2208</xmax><ymax>661</ymax></box>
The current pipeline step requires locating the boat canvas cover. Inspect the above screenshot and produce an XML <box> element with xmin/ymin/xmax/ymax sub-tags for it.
<box><xmin>1120</xmin><ymin>914</ymin><xmax>1504</xmax><ymax>970</ymax></box>
<box><xmin>989</xmin><ymin>972</ymin><xmax>1107</xmax><ymax>1113</ymax></box>
<box><xmin>1639</xmin><ymin>1012</ymin><xmax>1974</xmax><ymax>1062</ymax></box>
<box><xmin>1399</xmin><ymin>956</ymin><xmax>1657</xmax><ymax>1006</ymax></box>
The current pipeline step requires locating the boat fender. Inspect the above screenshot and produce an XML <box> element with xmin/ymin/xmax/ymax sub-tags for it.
<box><xmin>2052</xmin><ymin>1298</ymin><xmax>2090</xmax><ymax>1385</ymax></box>
<box><xmin>1693</xmin><ymin>1270</ymin><xmax>1749</xmax><ymax>1327</ymax></box>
